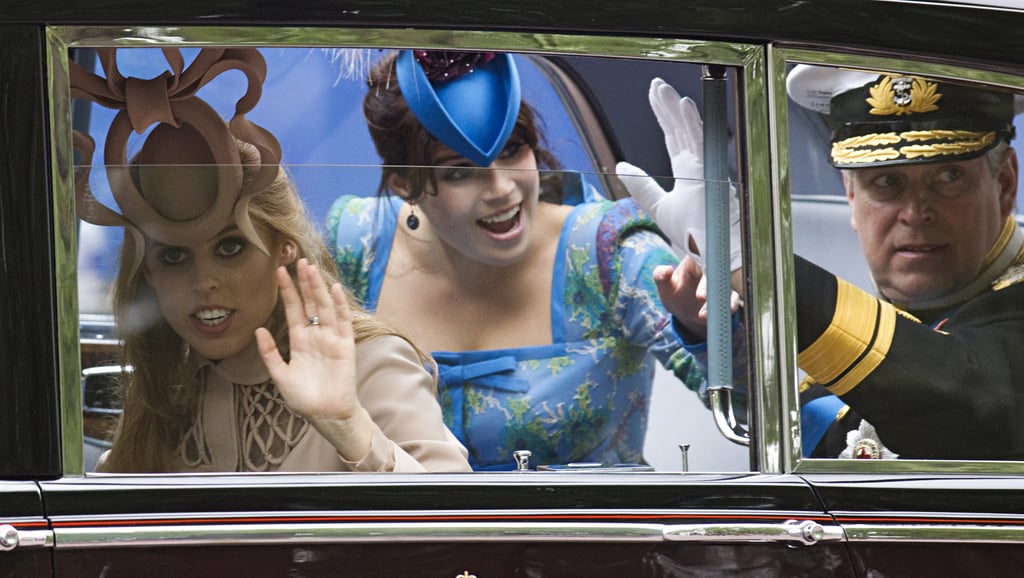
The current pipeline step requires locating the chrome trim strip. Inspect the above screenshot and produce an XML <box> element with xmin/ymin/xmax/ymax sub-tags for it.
<box><xmin>15</xmin><ymin>530</ymin><xmax>54</xmax><ymax>549</ymax></box>
<box><xmin>46</xmin><ymin>26</ymin><xmax>85</xmax><ymax>478</ymax></box>
<box><xmin>53</xmin><ymin>522</ymin><xmax>671</xmax><ymax>548</ymax></box>
<box><xmin>0</xmin><ymin>525</ymin><xmax>54</xmax><ymax>551</ymax></box>
<box><xmin>738</xmin><ymin>47</ymin><xmax>781</xmax><ymax>474</ymax></box>
<box><xmin>844</xmin><ymin>524</ymin><xmax>1024</xmax><ymax>544</ymax></box>
<box><xmin>765</xmin><ymin>44</ymin><xmax>801</xmax><ymax>473</ymax></box>
<box><xmin>797</xmin><ymin>457</ymin><xmax>1024</xmax><ymax>474</ymax></box>
<box><xmin>54</xmin><ymin>520</ymin><xmax>844</xmax><ymax>548</ymax></box>
<box><xmin>664</xmin><ymin>520</ymin><xmax>844</xmax><ymax>545</ymax></box>
<box><xmin>53</xmin><ymin>26</ymin><xmax>758</xmax><ymax>65</ymax></box>
<box><xmin>48</xmin><ymin>24</ymin><xmax>765</xmax><ymax>476</ymax></box>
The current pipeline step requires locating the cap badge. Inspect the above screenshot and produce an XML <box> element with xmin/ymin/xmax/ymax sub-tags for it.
<box><xmin>868</xmin><ymin>76</ymin><xmax>941</xmax><ymax>116</ymax></box>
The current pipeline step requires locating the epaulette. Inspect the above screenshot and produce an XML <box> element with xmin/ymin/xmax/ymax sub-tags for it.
<box><xmin>992</xmin><ymin>263</ymin><xmax>1024</xmax><ymax>291</ymax></box>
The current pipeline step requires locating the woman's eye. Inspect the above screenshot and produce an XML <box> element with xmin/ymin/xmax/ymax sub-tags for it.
<box><xmin>217</xmin><ymin>238</ymin><xmax>245</xmax><ymax>257</ymax></box>
<box><xmin>499</xmin><ymin>140</ymin><xmax>525</xmax><ymax>159</ymax></box>
<box><xmin>440</xmin><ymin>166</ymin><xmax>473</xmax><ymax>181</ymax></box>
<box><xmin>160</xmin><ymin>248</ymin><xmax>188</xmax><ymax>265</ymax></box>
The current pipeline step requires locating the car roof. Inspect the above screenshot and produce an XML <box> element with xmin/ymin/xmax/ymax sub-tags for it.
<box><xmin>6</xmin><ymin>0</ymin><xmax>1024</xmax><ymax>67</ymax></box>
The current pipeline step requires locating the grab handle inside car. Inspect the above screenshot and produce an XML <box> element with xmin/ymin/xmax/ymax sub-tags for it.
<box><xmin>703</xmin><ymin>64</ymin><xmax>749</xmax><ymax>447</ymax></box>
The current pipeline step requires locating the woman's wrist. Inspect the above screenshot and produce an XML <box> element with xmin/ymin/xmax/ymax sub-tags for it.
<box><xmin>308</xmin><ymin>406</ymin><xmax>376</xmax><ymax>462</ymax></box>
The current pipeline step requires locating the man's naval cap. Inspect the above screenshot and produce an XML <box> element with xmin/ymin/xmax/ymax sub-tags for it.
<box><xmin>787</xmin><ymin>65</ymin><xmax>1019</xmax><ymax>168</ymax></box>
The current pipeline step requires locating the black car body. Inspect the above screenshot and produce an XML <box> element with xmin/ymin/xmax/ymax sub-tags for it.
<box><xmin>3</xmin><ymin>1</ymin><xmax>1024</xmax><ymax>576</ymax></box>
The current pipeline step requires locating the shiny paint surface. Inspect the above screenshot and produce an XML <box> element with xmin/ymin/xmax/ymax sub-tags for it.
<box><xmin>39</xmin><ymin>475</ymin><xmax>854</xmax><ymax>576</ymax></box>
<box><xmin>0</xmin><ymin>483</ymin><xmax>44</xmax><ymax>517</ymax></box>
<box><xmin>804</xmin><ymin>474</ymin><xmax>1024</xmax><ymax>574</ymax></box>
<box><xmin>0</xmin><ymin>0</ymin><xmax>1020</xmax><ymax>68</ymax></box>
<box><xmin>39</xmin><ymin>474</ymin><xmax>824</xmax><ymax>514</ymax></box>
<box><xmin>0</xmin><ymin>551</ymin><xmax>51</xmax><ymax>578</ymax></box>
<box><xmin>54</xmin><ymin>542</ymin><xmax>852</xmax><ymax>577</ymax></box>
<box><xmin>0</xmin><ymin>24</ymin><xmax>61</xmax><ymax>480</ymax></box>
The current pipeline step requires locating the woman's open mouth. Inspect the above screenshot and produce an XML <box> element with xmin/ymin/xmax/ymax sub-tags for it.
<box><xmin>194</xmin><ymin>307</ymin><xmax>233</xmax><ymax>327</ymax></box>
<box><xmin>477</xmin><ymin>204</ymin><xmax>521</xmax><ymax>235</ymax></box>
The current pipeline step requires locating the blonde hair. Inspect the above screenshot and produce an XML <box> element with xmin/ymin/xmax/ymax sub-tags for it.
<box><xmin>100</xmin><ymin>140</ymin><xmax>435</xmax><ymax>472</ymax></box>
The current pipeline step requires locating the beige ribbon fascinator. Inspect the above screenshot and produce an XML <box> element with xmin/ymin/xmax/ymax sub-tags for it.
<box><xmin>71</xmin><ymin>47</ymin><xmax>282</xmax><ymax>273</ymax></box>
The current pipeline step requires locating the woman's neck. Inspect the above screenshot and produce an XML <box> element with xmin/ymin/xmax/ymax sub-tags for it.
<box><xmin>400</xmin><ymin>201</ymin><xmax>568</xmax><ymax>295</ymax></box>
<box><xmin>379</xmin><ymin>201</ymin><xmax>572</xmax><ymax>351</ymax></box>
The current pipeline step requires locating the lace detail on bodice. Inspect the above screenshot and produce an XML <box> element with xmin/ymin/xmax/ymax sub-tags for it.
<box><xmin>179</xmin><ymin>379</ymin><xmax>310</xmax><ymax>471</ymax></box>
<box><xmin>238</xmin><ymin>380</ymin><xmax>310</xmax><ymax>471</ymax></box>
<box><xmin>179</xmin><ymin>411</ymin><xmax>212</xmax><ymax>469</ymax></box>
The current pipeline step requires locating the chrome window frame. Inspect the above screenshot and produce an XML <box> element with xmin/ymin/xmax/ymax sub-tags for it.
<box><xmin>771</xmin><ymin>46</ymin><xmax>1024</xmax><ymax>474</ymax></box>
<box><xmin>47</xmin><ymin>25</ymin><xmax>774</xmax><ymax>476</ymax></box>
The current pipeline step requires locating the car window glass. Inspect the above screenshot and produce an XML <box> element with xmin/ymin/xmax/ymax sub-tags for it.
<box><xmin>789</xmin><ymin>62</ymin><xmax>1024</xmax><ymax>462</ymax></box>
<box><xmin>72</xmin><ymin>46</ymin><xmax>752</xmax><ymax>474</ymax></box>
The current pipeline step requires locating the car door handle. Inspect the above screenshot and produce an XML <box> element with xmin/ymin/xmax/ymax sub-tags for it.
<box><xmin>663</xmin><ymin>520</ymin><xmax>845</xmax><ymax>546</ymax></box>
<box><xmin>0</xmin><ymin>524</ymin><xmax>53</xmax><ymax>551</ymax></box>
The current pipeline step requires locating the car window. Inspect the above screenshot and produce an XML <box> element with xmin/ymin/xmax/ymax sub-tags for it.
<box><xmin>786</xmin><ymin>57</ymin><xmax>1024</xmax><ymax>465</ymax></box>
<box><xmin>67</xmin><ymin>41</ymin><xmax>756</xmax><ymax>475</ymax></box>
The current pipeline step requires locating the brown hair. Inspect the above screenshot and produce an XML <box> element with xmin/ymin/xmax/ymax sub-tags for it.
<box><xmin>100</xmin><ymin>138</ymin><xmax>435</xmax><ymax>473</ymax></box>
<box><xmin>363</xmin><ymin>51</ymin><xmax>564</xmax><ymax>203</ymax></box>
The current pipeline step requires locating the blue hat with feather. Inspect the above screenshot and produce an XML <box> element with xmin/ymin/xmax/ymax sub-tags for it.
<box><xmin>396</xmin><ymin>50</ymin><xmax>521</xmax><ymax>167</ymax></box>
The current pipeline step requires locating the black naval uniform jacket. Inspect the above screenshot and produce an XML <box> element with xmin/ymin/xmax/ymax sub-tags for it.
<box><xmin>797</xmin><ymin>254</ymin><xmax>1024</xmax><ymax>460</ymax></box>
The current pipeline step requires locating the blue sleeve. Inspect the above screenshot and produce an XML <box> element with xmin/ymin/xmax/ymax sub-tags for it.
<box><xmin>672</xmin><ymin>312</ymin><xmax>749</xmax><ymax>415</ymax></box>
<box><xmin>613</xmin><ymin>227</ymin><xmax>706</xmax><ymax>400</ymax></box>
<box><xmin>325</xmin><ymin>195</ymin><xmax>381</xmax><ymax>307</ymax></box>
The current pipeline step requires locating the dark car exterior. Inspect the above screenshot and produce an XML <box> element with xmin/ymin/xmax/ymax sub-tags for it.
<box><xmin>3</xmin><ymin>1</ymin><xmax>1024</xmax><ymax>576</ymax></box>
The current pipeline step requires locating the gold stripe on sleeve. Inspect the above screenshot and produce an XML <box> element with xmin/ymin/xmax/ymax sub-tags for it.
<box><xmin>797</xmin><ymin>279</ymin><xmax>897</xmax><ymax>396</ymax></box>
<box><xmin>827</xmin><ymin>300</ymin><xmax>897</xmax><ymax>396</ymax></box>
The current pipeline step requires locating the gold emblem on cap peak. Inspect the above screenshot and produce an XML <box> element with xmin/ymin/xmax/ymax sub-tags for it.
<box><xmin>867</xmin><ymin>75</ymin><xmax>942</xmax><ymax>116</ymax></box>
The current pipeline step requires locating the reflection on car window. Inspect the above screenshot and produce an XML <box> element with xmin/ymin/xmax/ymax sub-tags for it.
<box><xmin>74</xmin><ymin>46</ymin><xmax>751</xmax><ymax>474</ymax></box>
<box><xmin>790</xmin><ymin>63</ymin><xmax>1024</xmax><ymax>461</ymax></box>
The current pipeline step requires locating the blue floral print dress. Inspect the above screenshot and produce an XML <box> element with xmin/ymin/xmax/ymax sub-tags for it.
<box><xmin>326</xmin><ymin>194</ymin><xmax>705</xmax><ymax>470</ymax></box>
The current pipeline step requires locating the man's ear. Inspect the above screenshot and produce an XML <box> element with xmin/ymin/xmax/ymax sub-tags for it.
<box><xmin>998</xmin><ymin>147</ymin><xmax>1019</xmax><ymax>218</ymax></box>
<box><xmin>843</xmin><ymin>170</ymin><xmax>859</xmax><ymax>232</ymax></box>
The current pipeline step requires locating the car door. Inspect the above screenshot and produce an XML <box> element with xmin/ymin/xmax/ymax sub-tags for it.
<box><xmin>40</xmin><ymin>473</ymin><xmax>855</xmax><ymax>577</ymax></box>
<box><xmin>0</xmin><ymin>23</ymin><xmax>57</xmax><ymax>578</ymax></box>
<box><xmin>13</xmin><ymin>23</ymin><xmax>865</xmax><ymax>577</ymax></box>
<box><xmin>777</xmin><ymin>46</ymin><xmax>1024</xmax><ymax>573</ymax></box>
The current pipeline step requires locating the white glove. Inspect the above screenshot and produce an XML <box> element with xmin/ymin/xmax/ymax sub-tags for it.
<box><xmin>616</xmin><ymin>78</ymin><xmax>741</xmax><ymax>271</ymax></box>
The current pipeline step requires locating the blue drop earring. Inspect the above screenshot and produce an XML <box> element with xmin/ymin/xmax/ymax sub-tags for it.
<box><xmin>406</xmin><ymin>204</ymin><xmax>420</xmax><ymax>230</ymax></box>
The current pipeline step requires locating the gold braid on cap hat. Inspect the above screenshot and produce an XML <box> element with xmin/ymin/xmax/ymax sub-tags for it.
<box><xmin>70</xmin><ymin>48</ymin><xmax>282</xmax><ymax>274</ymax></box>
